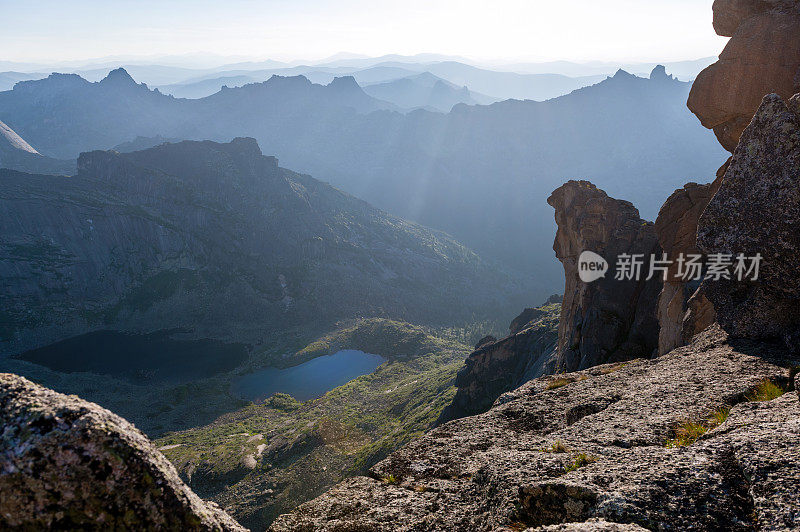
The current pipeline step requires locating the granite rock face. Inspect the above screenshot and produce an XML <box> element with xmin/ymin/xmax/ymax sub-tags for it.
<box><xmin>547</xmin><ymin>181</ymin><xmax>661</xmax><ymax>373</ymax></box>
<box><xmin>697</xmin><ymin>93</ymin><xmax>800</xmax><ymax>348</ymax></box>
<box><xmin>0</xmin><ymin>373</ymin><xmax>245</xmax><ymax>530</ymax></box>
<box><xmin>688</xmin><ymin>0</ymin><xmax>800</xmax><ymax>151</ymax></box>
<box><xmin>436</xmin><ymin>302</ymin><xmax>559</xmax><ymax>424</ymax></box>
<box><xmin>653</xmin><ymin>174</ymin><xmax>722</xmax><ymax>354</ymax></box>
<box><xmin>271</xmin><ymin>326</ymin><xmax>800</xmax><ymax>531</ymax></box>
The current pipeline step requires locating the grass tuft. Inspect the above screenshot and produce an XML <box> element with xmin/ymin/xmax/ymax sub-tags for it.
<box><xmin>665</xmin><ymin>407</ymin><xmax>731</xmax><ymax>448</ymax></box>
<box><xmin>381</xmin><ymin>474</ymin><xmax>400</xmax><ymax>485</ymax></box>
<box><xmin>542</xmin><ymin>440</ymin><xmax>570</xmax><ymax>453</ymax></box>
<box><xmin>710</xmin><ymin>407</ymin><xmax>730</xmax><ymax>426</ymax></box>
<box><xmin>563</xmin><ymin>452</ymin><xmax>597</xmax><ymax>473</ymax></box>
<box><xmin>546</xmin><ymin>377</ymin><xmax>571</xmax><ymax>390</ymax></box>
<box><xmin>746</xmin><ymin>380</ymin><xmax>785</xmax><ymax>402</ymax></box>
<box><xmin>600</xmin><ymin>362</ymin><xmax>629</xmax><ymax>375</ymax></box>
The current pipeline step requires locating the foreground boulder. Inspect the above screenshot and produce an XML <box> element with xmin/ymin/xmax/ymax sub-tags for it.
<box><xmin>698</xmin><ymin>93</ymin><xmax>800</xmax><ymax>349</ymax></box>
<box><xmin>547</xmin><ymin>181</ymin><xmax>661</xmax><ymax>373</ymax></box>
<box><xmin>271</xmin><ymin>326</ymin><xmax>800</xmax><ymax>530</ymax></box>
<box><xmin>688</xmin><ymin>0</ymin><xmax>800</xmax><ymax>151</ymax></box>
<box><xmin>436</xmin><ymin>301</ymin><xmax>559</xmax><ymax>424</ymax></box>
<box><xmin>0</xmin><ymin>373</ymin><xmax>245</xmax><ymax>530</ymax></box>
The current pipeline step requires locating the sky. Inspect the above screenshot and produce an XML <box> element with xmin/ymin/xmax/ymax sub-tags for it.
<box><xmin>0</xmin><ymin>0</ymin><xmax>727</xmax><ymax>65</ymax></box>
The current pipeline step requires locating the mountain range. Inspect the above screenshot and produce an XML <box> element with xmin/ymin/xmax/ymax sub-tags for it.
<box><xmin>0</xmin><ymin>138</ymin><xmax>519</xmax><ymax>359</ymax></box>
<box><xmin>0</xmin><ymin>55</ymin><xmax>716</xmax><ymax>103</ymax></box>
<box><xmin>0</xmin><ymin>66</ymin><xmax>727</xmax><ymax>295</ymax></box>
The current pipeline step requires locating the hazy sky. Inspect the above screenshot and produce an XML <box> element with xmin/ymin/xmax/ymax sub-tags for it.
<box><xmin>1</xmin><ymin>0</ymin><xmax>726</xmax><ymax>64</ymax></box>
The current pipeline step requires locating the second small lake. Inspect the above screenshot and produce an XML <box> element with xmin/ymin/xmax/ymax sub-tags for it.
<box><xmin>232</xmin><ymin>349</ymin><xmax>386</xmax><ymax>402</ymax></box>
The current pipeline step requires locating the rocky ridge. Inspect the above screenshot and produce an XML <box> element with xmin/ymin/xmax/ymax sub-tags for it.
<box><xmin>436</xmin><ymin>301</ymin><xmax>560</xmax><ymax>424</ymax></box>
<box><xmin>0</xmin><ymin>373</ymin><xmax>245</xmax><ymax>530</ymax></box>
<box><xmin>0</xmin><ymin>118</ymin><xmax>74</xmax><ymax>174</ymax></box>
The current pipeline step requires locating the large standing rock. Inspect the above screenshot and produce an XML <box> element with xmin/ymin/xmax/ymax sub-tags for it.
<box><xmin>0</xmin><ymin>373</ymin><xmax>245</xmax><ymax>530</ymax></box>
<box><xmin>688</xmin><ymin>0</ymin><xmax>800</xmax><ymax>151</ymax></box>
<box><xmin>697</xmin><ymin>92</ymin><xmax>800</xmax><ymax>348</ymax></box>
<box><xmin>547</xmin><ymin>181</ymin><xmax>661</xmax><ymax>373</ymax></box>
<box><xmin>436</xmin><ymin>301</ymin><xmax>559</xmax><ymax>424</ymax></box>
<box><xmin>653</xmin><ymin>171</ymin><xmax>723</xmax><ymax>354</ymax></box>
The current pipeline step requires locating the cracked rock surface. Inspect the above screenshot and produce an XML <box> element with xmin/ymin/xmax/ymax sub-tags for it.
<box><xmin>271</xmin><ymin>326</ymin><xmax>800</xmax><ymax>531</ymax></box>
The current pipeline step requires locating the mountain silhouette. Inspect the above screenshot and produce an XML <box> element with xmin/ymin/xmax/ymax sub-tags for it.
<box><xmin>0</xmin><ymin>66</ymin><xmax>726</xmax><ymax>295</ymax></box>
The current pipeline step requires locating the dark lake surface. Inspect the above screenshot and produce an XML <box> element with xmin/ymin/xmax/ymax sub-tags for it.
<box><xmin>232</xmin><ymin>349</ymin><xmax>386</xmax><ymax>402</ymax></box>
<box><xmin>17</xmin><ymin>330</ymin><xmax>248</xmax><ymax>383</ymax></box>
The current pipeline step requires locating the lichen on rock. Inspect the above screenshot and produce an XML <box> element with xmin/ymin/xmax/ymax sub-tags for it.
<box><xmin>697</xmin><ymin>93</ymin><xmax>800</xmax><ymax>349</ymax></box>
<box><xmin>0</xmin><ymin>373</ymin><xmax>245</xmax><ymax>530</ymax></box>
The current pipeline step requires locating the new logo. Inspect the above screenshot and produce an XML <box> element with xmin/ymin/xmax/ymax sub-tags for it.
<box><xmin>578</xmin><ymin>250</ymin><xmax>608</xmax><ymax>283</ymax></box>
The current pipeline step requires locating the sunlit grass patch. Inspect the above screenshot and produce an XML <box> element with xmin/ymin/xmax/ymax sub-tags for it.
<box><xmin>746</xmin><ymin>380</ymin><xmax>785</xmax><ymax>402</ymax></box>
<box><xmin>546</xmin><ymin>374</ymin><xmax>587</xmax><ymax>390</ymax></box>
<box><xmin>541</xmin><ymin>440</ymin><xmax>571</xmax><ymax>453</ymax></box>
<box><xmin>600</xmin><ymin>362</ymin><xmax>629</xmax><ymax>375</ymax></box>
<box><xmin>546</xmin><ymin>377</ymin><xmax>571</xmax><ymax>390</ymax></box>
<box><xmin>710</xmin><ymin>407</ymin><xmax>731</xmax><ymax>426</ymax></box>
<box><xmin>381</xmin><ymin>474</ymin><xmax>400</xmax><ymax>485</ymax></box>
<box><xmin>563</xmin><ymin>452</ymin><xmax>597</xmax><ymax>473</ymax></box>
<box><xmin>665</xmin><ymin>407</ymin><xmax>730</xmax><ymax>448</ymax></box>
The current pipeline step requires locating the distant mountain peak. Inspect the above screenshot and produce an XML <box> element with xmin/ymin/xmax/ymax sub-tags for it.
<box><xmin>327</xmin><ymin>76</ymin><xmax>366</xmax><ymax>95</ymax></box>
<box><xmin>612</xmin><ymin>69</ymin><xmax>636</xmax><ymax>80</ymax></box>
<box><xmin>265</xmin><ymin>74</ymin><xmax>312</xmax><ymax>87</ymax></box>
<box><xmin>100</xmin><ymin>68</ymin><xmax>137</xmax><ymax>86</ymax></box>
<box><xmin>328</xmin><ymin>75</ymin><xmax>360</xmax><ymax>88</ymax></box>
<box><xmin>227</xmin><ymin>136</ymin><xmax>263</xmax><ymax>157</ymax></box>
<box><xmin>650</xmin><ymin>64</ymin><xmax>675</xmax><ymax>82</ymax></box>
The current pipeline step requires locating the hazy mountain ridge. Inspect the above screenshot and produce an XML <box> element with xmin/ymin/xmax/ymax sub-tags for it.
<box><xmin>0</xmin><ymin>137</ymin><xmax>519</xmax><ymax>358</ymax></box>
<box><xmin>0</xmin><ymin>66</ymin><xmax>726</xmax><ymax>296</ymax></box>
<box><xmin>361</xmin><ymin>72</ymin><xmax>496</xmax><ymax>112</ymax></box>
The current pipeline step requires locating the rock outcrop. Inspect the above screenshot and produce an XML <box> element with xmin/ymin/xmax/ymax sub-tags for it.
<box><xmin>697</xmin><ymin>92</ymin><xmax>800</xmax><ymax>349</ymax></box>
<box><xmin>653</xmin><ymin>171</ymin><xmax>723</xmax><ymax>354</ymax></box>
<box><xmin>688</xmin><ymin>0</ymin><xmax>800</xmax><ymax>151</ymax></box>
<box><xmin>0</xmin><ymin>373</ymin><xmax>245</xmax><ymax>530</ymax></box>
<box><xmin>547</xmin><ymin>181</ymin><xmax>661</xmax><ymax>373</ymax></box>
<box><xmin>436</xmin><ymin>302</ymin><xmax>559</xmax><ymax>424</ymax></box>
<box><xmin>271</xmin><ymin>326</ymin><xmax>800</xmax><ymax>531</ymax></box>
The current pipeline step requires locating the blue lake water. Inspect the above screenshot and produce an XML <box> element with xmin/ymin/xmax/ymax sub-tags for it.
<box><xmin>232</xmin><ymin>350</ymin><xmax>386</xmax><ymax>402</ymax></box>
